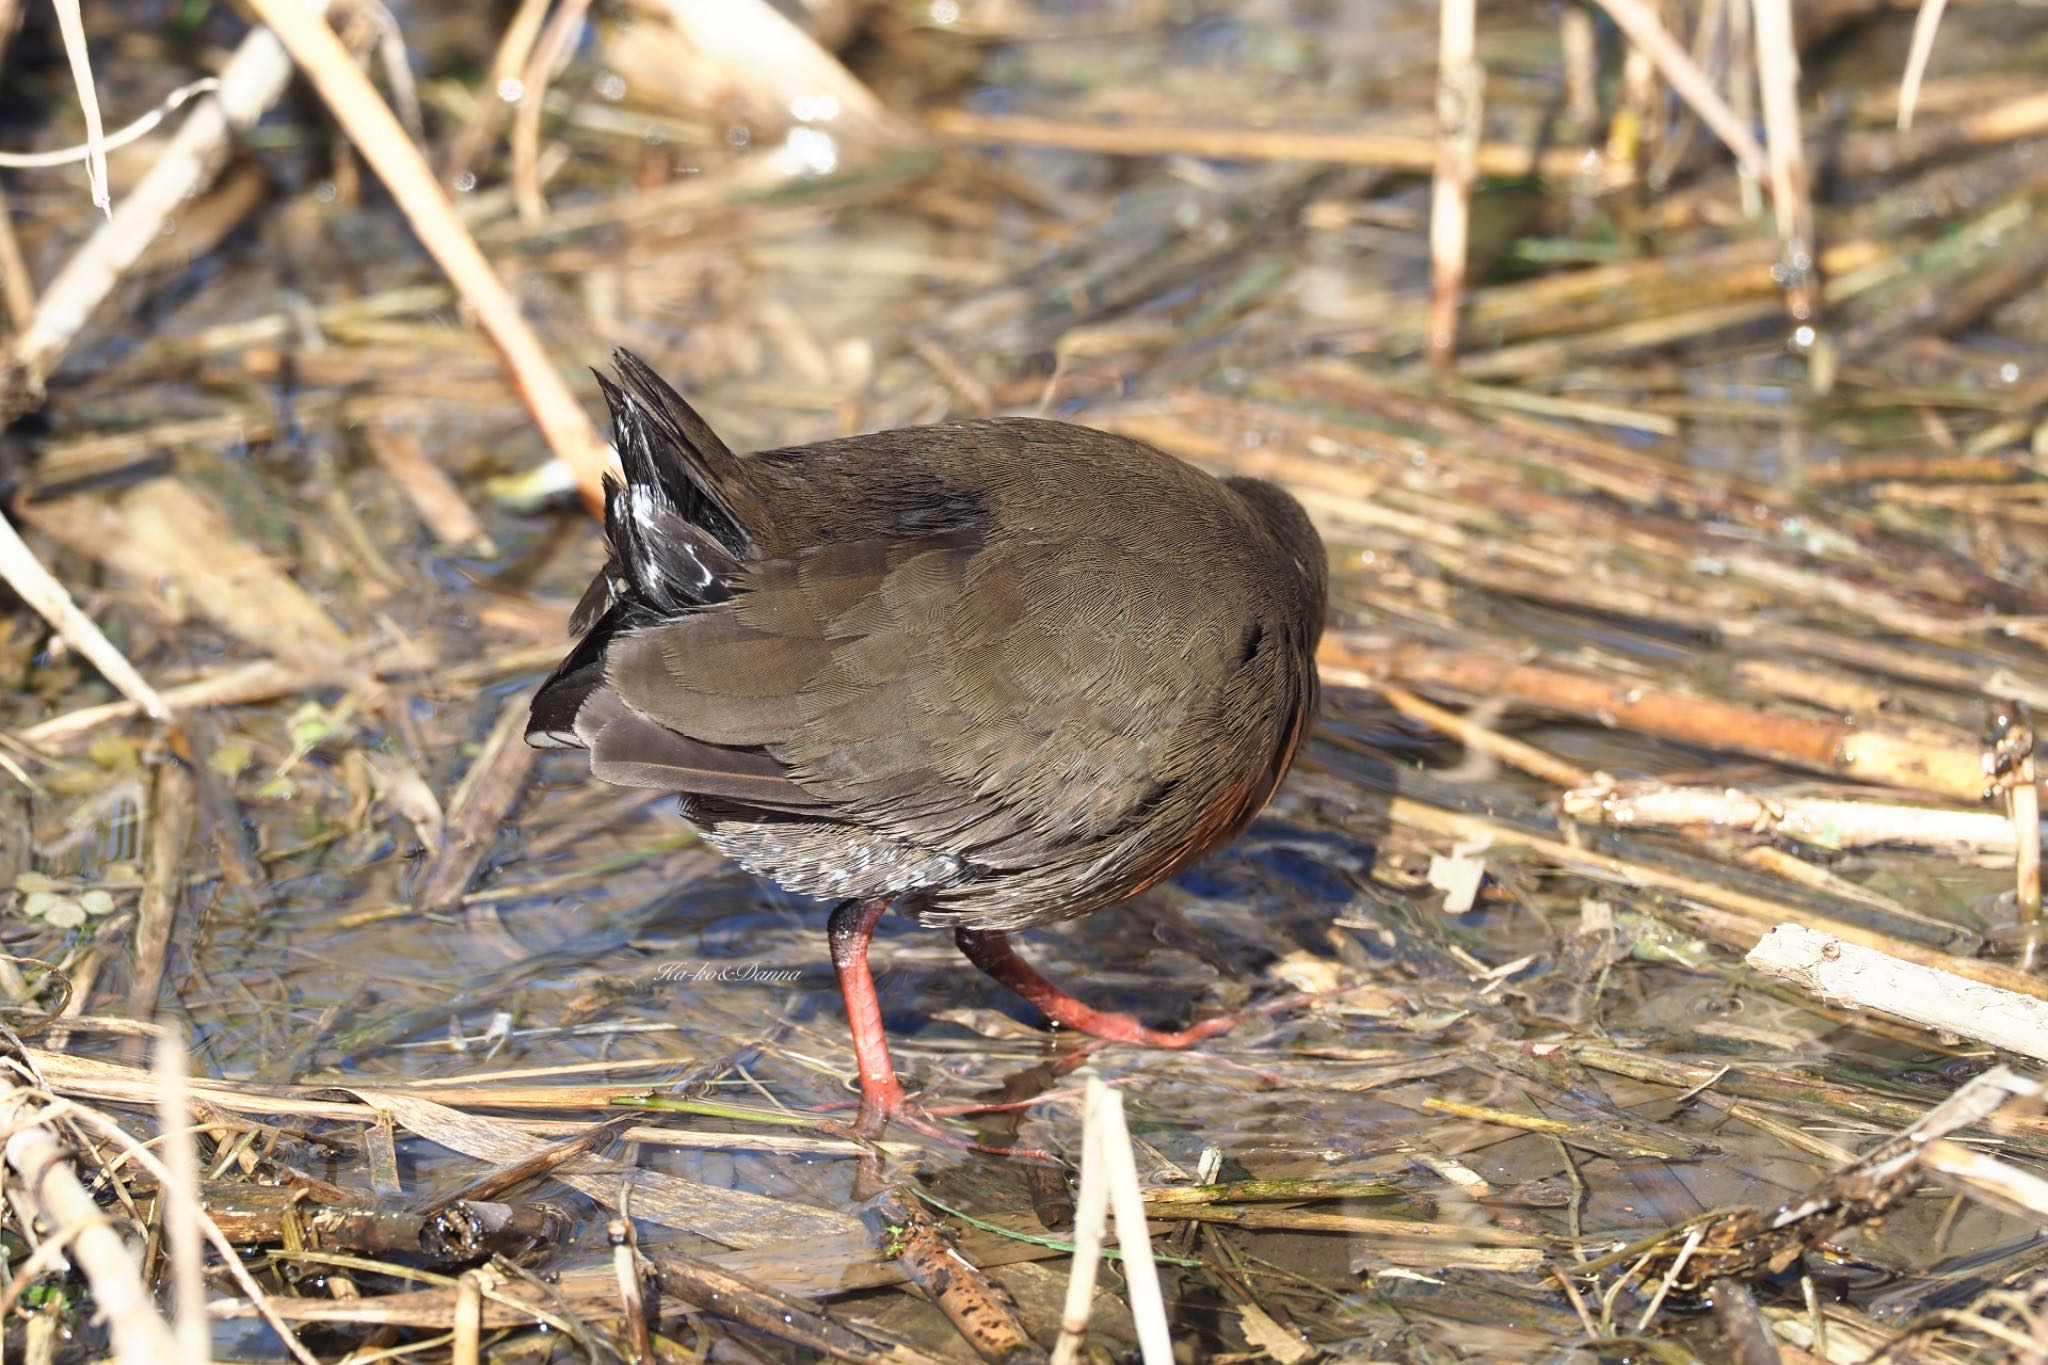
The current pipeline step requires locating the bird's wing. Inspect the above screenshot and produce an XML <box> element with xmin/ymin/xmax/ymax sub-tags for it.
<box><xmin>603</xmin><ymin>522</ymin><xmax>1235</xmax><ymax>869</ymax></box>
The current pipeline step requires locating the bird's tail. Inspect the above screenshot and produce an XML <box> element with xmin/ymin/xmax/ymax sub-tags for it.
<box><xmin>593</xmin><ymin>349</ymin><xmax>772</xmax><ymax>616</ymax></box>
<box><xmin>529</xmin><ymin>352</ymin><xmax>767</xmax><ymax>748</ymax></box>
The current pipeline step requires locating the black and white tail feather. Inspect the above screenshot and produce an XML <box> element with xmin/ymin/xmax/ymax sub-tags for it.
<box><xmin>526</xmin><ymin>353</ymin><xmax>769</xmax><ymax>770</ymax></box>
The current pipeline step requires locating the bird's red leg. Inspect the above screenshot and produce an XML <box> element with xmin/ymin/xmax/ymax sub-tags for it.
<box><xmin>827</xmin><ymin>898</ymin><xmax>906</xmax><ymax>1131</ymax></box>
<box><xmin>955</xmin><ymin>927</ymin><xmax>1289</xmax><ymax>1047</ymax></box>
<box><xmin>825</xmin><ymin>902</ymin><xmax>1060</xmax><ymax>1161</ymax></box>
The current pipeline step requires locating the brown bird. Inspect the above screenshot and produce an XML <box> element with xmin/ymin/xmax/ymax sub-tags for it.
<box><xmin>529</xmin><ymin>352</ymin><xmax>1326</xmax><ymax>1133</ymax></box>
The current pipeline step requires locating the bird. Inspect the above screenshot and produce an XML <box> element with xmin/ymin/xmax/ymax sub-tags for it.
<box><xmin>528</xmin><ymin>351</ymin><xmax>1327</xmax><ymax>1135</ymax></box>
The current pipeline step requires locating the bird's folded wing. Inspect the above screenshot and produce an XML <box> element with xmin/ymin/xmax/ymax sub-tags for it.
<box><xmin>604</xmin><ymin>523</ymin><xmax>1210</xmax><ymax>865</ymax></box>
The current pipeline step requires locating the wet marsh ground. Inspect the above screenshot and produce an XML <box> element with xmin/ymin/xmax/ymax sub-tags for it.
<box><xmin>1</xmin><ymin>0</ymin><xmax>2047</xmax><ymax>1360</ymax></box>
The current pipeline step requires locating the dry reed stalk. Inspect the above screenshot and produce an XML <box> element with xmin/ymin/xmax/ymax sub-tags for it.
<box><xmin>9</xmin><ymin>5</ymin><xmax>327</xmax><ymax>408</ymax></box>
<box><xmin>1427</xmin><ymin>0</ymin><xmax>1480</xmax><ymax>376</ymax></box>
<box><xmin>18</xmin><ymin>476</ymin><xmax>351</xmax><ymax>666</ymax></box>
<box><xmin>1050</xmin><ymin>1073</ymin><xmax>1114</xmax><ymax>1365</ymax></box>
<box><xmin>0</xmin><ymin>181</ymin><xmax>32</xmax><ymax>328</ymax></box>
<box><xmin>1727</xmin><ymin>0</ymin><xmax>1760</xmax><ymax>214</ymax></box>
<box><xmin>1895</xmin><ymin>0</ymin><xmax>1951</xmax><ymax>130</ymax></box>
<box><xmin>1999</xmin><ymin>718</ymin><xmax>2043</xmax><ymax>970</ymax></box>
<box><xmin>1561</xmin><ymin>782</ymin><xmax>2030</xmax><ymax>861</ymax></box>
<box><xmin>1093</xmin><ymin>1081</ymin><xmax>1172</xmax><ymax>1365</ymax></box>
<box><xmin>1748</xmin><ymin>926</ymin><xmax>2048</xmax><ymax>1063</ymax></box>
<box><xmin>1351</xmin><ymin>640</ymin><xmax>1993</xmax><ymax>801</ymax></box>
<box><xmin>1379</xmin><ymin>681</ymin><xmax>1589</xmax><ymax>788</ymax></box>
<box><xmin>20</xmin><ymin>659</ymin><xmax>343</xmax><ymax>748</ymax></box>
<box><xmin>453</xmin><ymin>1270</ymin><xmax>483</xmax><ymax>1364</ymax></box>
<box><xmin>1371</xmin><ymin>787</ymin><xmax>2048</xmax><ymax>1001</ymax></box>
<box><xmin>244</xmin><ymin>0</ymin><xmax>613</xmax><ymax>514</ymax></box>
<box><xmin>48</xmin><ymin>0</ymin><xmax>107</xmax><ymax>212</ymax></box>
<box><xmin>1961</xmin><ymin>89</ymin><xmax>2048</xmax><ymax>145</ymax></box>
<box><xmin>14</xmin><ymin>641</ymin><xmax>559</xmax><ymax>750</ymax></box>
<box><xmin>607</xmin><ymin>1197</ymin><xmax>652</xmax><ymax>1364</ymax></box>
<box><xmin>152</xmin><ymin>1033</ymin><xmax>207</xmax><ymax>1363</ymax></box>
<box><xmin>511</xmin><ymin>0</ymin><xmax>594</xmax><ymax>226</ymax></box>
<box><xmin>0</xmin><ymin>1071</ymin><xmax>180</xmax><ymax>1362</ymax></box>
<box><xmin>1561</xmin><ymin>2</ymin><xmax>1598</xmax><ymax>137</ymax></box>
<box><xmin>1750</xmin><ymin>0</ymin><xmax>1817</xmax><ymax>324</ymax></box>
<box><xmin>634</xmin><ymin>0</ymin><xmax>916</xmax><ymax>150</ymax></box>
<box><xmin>0</xmin><ymin>511</ymin><xmax>168</xmax><ymax>720</ymax></box>
<box><xmin>443</xmin><ymin>0</ymin><xmax>552</xmax><ymax>181</ymax></box>
<box><xmin>1591</xmin><ymin>0</ymin><xmax>1770</xmax><ymax>182</ymax></box>
<box><xmin>1920</xmin><ymin>1140</ymin><xmax>2048</xmax><ymax>1223</ymax></box>
<box><xmin>928</xmin><ymin>108</ymin><xmax>1610</xmax><ymax>183</ymax></box>
<box><xmin>1380</xmin><ymin>673</ymin><xmax>1954</xmax><ymax>925</ymax></box>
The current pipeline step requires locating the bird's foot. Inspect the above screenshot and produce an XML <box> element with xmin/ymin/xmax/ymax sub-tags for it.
<box><xmin>956</xmin><ymin>925</ymin><xmax>1313</xmax><ymax>1050</ymax></box>
<box><xmin>1070</xmin><ymin>989</ymin><xmax>1317</xmax><ymax>1049</ymax></box>
<box><xmin>825</xmin><ymin>1079</ymin><xmax>1057</xmax><ymax>1162</ymax></box>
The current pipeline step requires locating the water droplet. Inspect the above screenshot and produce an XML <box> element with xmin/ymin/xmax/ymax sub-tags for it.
<box><xmin>774</xmin><ymin>126</ymin><xmax>839</xmax><ymax>176</ymax></box>
<box><xmin>497</xmin><ymin>77</ymin><xmax>525</xmax><ymax>103</ymax></box>
<box><xmin>791</xmin><ymin>94</ymin><xmax>841</xmax><ymax>123</ymax></box>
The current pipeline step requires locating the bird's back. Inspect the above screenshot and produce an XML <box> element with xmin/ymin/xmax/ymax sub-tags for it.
<box><xmin>531</xmin><ymin>357</ymin><xmax>1326</xmax><ymax>929</ymax></box>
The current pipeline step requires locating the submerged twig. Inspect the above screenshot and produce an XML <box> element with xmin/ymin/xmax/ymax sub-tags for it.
<box><xmin>653</xmin><ymin>1255</ymin><xmax>941</xmax><ymax>1363</ymax></box>
<box><xmin>411</xmin><ymin>695</ymin><xmax>538</xmax><ymax>913</ymax></box>
<box><xmin>869</xmin><ymin>1180</ymin><xmax>1045</xmax><ymax>1364</ymax></box>
<box><xmin>126</xmin><ymin>756</ymin><xmax>196</xmax><ymax>1049</ymax></box>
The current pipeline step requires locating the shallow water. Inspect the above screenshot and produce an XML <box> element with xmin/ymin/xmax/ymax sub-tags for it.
<box><xmin>3</xmin><ymin>0</ymin><xmax>2046</xmax><ymax>1358</ymax></box>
